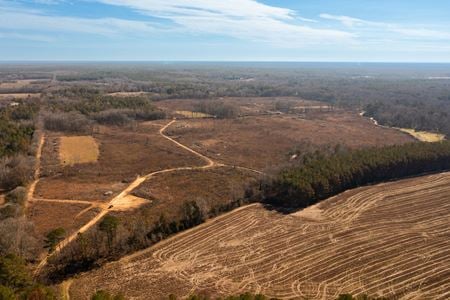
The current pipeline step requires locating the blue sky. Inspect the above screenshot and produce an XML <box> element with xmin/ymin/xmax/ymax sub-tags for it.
<box><xmin>1</xmin><ymin>0</ymin><xmax>450</xmax><ymax>61</ymax></box>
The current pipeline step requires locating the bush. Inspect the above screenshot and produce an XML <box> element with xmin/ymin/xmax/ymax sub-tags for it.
<box><xmin>91</xmin><ymin>290</ymin><xmax>125</xmax><ymax>300</ymax></box>
<box><xmin>0</xmin><ymin>254</ymin><xmax>31</xmax><ymax>291</ymax></box>
<box><xmin>91</xmin><ymin>109</ymin><xmax>132</xmax><ymax>126</ymax></box>
<box><xmin>0</xmin><ymin>204</ymin><xmax>22</xmax><ymax>220</ymax></box>
<box><xmin>43</xmin><ymin>111</ymin><xmax>92</xmax><ymax>133</ymax></box>
<box><xmin>0</xmin><ymin>285</ymin><xmax>15</xmax><ymax>300</ymax></box>
<box><xmin>0</xmin><ymin>155</ymin><xmax>34</xmax><ymax>191</ymax></box>
<box><xmin>193</xmin><ymin>101</ymin><xmax>239</xmax><ymax>119</ymax></box>
<box><xmin>5</xmin><ymin>187</ymin><xmax>27</xmax><ymax>206</ymax></box>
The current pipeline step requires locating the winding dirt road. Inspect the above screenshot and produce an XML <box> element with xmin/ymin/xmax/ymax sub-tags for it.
<box><xmin>33</xmin><ymin>119</ymin><xmax>262</xmax><ymax>276</ymax></box>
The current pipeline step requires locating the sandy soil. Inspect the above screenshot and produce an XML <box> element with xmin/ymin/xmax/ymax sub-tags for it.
<box><xmin>69</xmin><ymin>172</ymin><xmax>450</xmax><ymax>300</ymax></box>
<box><xmin>59</xmin><ymin>136</ymin><xmax>99</xmax><ymax>166</ymax></box>
<box><xmin>398</xmin><ymin>128</ymin><xmax>446</xmax><ymax>142</ymax></box>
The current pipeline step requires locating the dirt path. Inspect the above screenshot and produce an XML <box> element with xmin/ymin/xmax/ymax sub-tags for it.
<box><xmin>26</xmin><ymin>134</ymin><xmax>44</xmax><ymax>210</ymax></box>
<box><xmin>33</xmin><ymin>119</ymin><xmax>227</xmax><ymax>277</ymax></box>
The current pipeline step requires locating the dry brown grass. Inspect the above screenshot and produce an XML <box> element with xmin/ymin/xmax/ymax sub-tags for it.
<box><xmin>155</xmin><ymin>97</ymin><xmax>326</xmax><ymax>116</ymax></box>
<box><xmin>68</xmin><ymin>172</ymin><xmax>450</xmax><ymax>300</ymax></box>
<box><xmin>0</xmin><ymin>93</ymin><xmax>41</xmax><ymax>99</ymax></box>
<box><xmin>59</xmin><ymin>136</ymin><xmax>99</xmax><ymax>166</ymax></box>
<box><xmin>398</xmin><ymin>128</ymin><xmax>446</xmax><ymax>142</ymax></box>
<box><xmin>113</xmin><ymin>166</ymin><xmax>260</xmax><ymax>224</ymax></box>
<box><xmin>35</xmin><ymin>122</ymin><xmax>204</xmax><ymax>201</ymax></box>
<box><xmin>175</xmin><ymin>111</ymin><xmax>212</xmax><ymax>118</ymax></box>
<box><xmin>166</xmin><ymin>112</ymin><xmax>415</xmax><ymax>171</ymax></box>
<box><xmin>27</xmin><ymin>201</ymin><xmax>100</xmax><ymax>248</ymax></box>
<box><xmin>107</xmin><ymin>92</ymin><xmax>148</xmax><ymax>97</ymax></box>
<box><xmin>0</xmin><ymin>79</ymin><xmax>36</xmax><ymax>89</ymax></box>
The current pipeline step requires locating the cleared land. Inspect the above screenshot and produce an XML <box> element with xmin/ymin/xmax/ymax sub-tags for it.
<box><xmin>175</xmin><ymin>111</ymin><xmax>212</xmax><ymax>119</ymax></box>
<box><xmin>112</xmin><ymin>166</ymin><xmax>261</xmax><ymax>225</ymax></box>
<box><xmin>398</xmin><ymin>128</ymin><xmax>446</xmax><ymax>143</ymax></box>
<box><xmin>166</xmin><ymin>112</ymin><xmax>415</xmax><ymax>170</ymax></box>
<box><xmin>35</xmin><ymin>123</ymin><xmax>204</xmax><ymax>201</ymax></box>
<box><xmin>59</xmin><ymin>136</ymin><xmax>100</xmax><ymax>166</ymax></box>
<box><xmin>68</xmin><ymin>172</ymin><xmax>450</xmax><ymax>300</ymax></box>
<box><xmin>0</xmin><ymin>93</ymin><xmax>41</xmax><ymax>99</ymax></box>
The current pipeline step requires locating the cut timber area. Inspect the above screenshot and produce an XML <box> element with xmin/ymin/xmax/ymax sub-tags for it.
<box><xmin>68</xmin><ymin>172</ymin><xmax>450</xmax><ymax>300</ymax></box>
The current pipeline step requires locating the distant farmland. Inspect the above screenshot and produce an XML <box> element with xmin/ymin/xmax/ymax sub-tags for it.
<box><xmin>69</xmin><ymin>172</ymin><xmax>450</xmax><ymax>300</ymax></box>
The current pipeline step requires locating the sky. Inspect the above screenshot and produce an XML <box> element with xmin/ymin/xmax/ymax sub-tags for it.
<box><xmin>1</xmin><ymin>0</ymin><xmax>450</xmax><ymax>62</ymax></box>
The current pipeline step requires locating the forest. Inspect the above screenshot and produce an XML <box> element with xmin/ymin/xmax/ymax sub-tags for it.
<box><xmin>262</xmin><ymin>141</ymin><xmax>450</xmax><ymax>208</ymax></box>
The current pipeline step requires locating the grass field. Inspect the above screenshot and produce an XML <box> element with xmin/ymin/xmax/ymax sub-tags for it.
<box><xmin>59</xmin><ymin>136</ymin><xmax>99</xmax><ymax>166</ymax></box>
<box><xmin>175</xmin><ymin>111</ymin><xmax>212</xmax><ymax>118</ymax></box>
<box><xmin>0</xmin><ymin>93</ymin><xmax>41</xmax><ymax>99</ymax></box>
<box><xmin>166</xmin><ymin>112</ymin><xmax>415</xmax><ymax>170</ymax></box>
<box><xmin>68</xmin><ymin>172</ymin><xmax>450</xmax><ymax>300</ymax></box>
<box><xmin>399</xmin><ymin>128</ymin><xmax>446</xmax><ymax>142</ymax></box>
<box><xmin>111</xmin><ymin>166</ymin><xmax>261</xmax><ymax>225</ymax></box>
<box><xmin>27</xmin><ymin>200</ymin><xmax>101</xmax><ymax>252</ymax></box>
<box><xmin>35</xmin><ymin>123</ymin><xmax>204</xmax><ymax>201</ymax></box>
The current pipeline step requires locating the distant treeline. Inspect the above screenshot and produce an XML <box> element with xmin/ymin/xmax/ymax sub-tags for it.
<box><xmin>0</xmin><ymin>102</ymin><xmax>38</xmax><ymax>158</ymax></box>
<box><xmin>262</xmin><ymin>141</ymin><xmax>450</xmax><ymax>208</ymax></box>
<box><xmin>42</xmin><ymin>90</ymin><xmax>166</xmax><ymax>132</ymax></box>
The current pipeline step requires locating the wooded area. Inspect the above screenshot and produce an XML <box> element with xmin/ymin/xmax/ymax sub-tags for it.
<box><xmin>262</xmin><ymin>141</ymin><xmax>450</xmax><ymax>208</ymax></box>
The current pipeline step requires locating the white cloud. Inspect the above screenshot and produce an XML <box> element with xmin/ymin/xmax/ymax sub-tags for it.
<box><xmin>0</xmin><ymin>31</ymin><xmax>54</xmax><ymax>42</ymax></box>
<box><xmin>93</xmin><ymin>0</ymin><xmax>353</xmax><ymax>45</ymax></box>
<box><xmin>0</xmin><ymin>6</ymin><xmax>157</xmax><ymax>36</ymax></box>
<box><xmin>0</xmin><ymin>0</ymin><xmax>354</xmax><ymax>46</ymax></box>
<box><xmin>320</xmin><ymin>13</ymin><xmax>450</xmax><ymax>40</ymax></box>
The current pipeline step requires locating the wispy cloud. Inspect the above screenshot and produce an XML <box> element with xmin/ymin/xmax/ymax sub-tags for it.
<box><xmin>320</xmin><ymin>13</ymin><xmax>450</xmax><ymax>40</ymax></box>
<box><xmin>0</xmin><ymin>4</ymin><xmax>157</xmax><ymax>37</ymax></box>
<box><xmin>0</xmin><ymin>0</ymin><xmax>353</xmax><ymax>46</ymax></box>
<box><xmin>92</xmin><ymin>0</ymin><xmax>354</xmax><ymax>45</ymax></box>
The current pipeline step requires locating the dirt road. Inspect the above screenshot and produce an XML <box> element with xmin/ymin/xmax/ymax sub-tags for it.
<box><xmin>33</xmin><ymin>119</ymin><xmax>232</xmax><ymax>276</ymax></box>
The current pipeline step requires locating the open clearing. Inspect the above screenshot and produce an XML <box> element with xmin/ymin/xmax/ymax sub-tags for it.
<box><xmin>166</xmin><ymin>112</ymin><xmax>414</xmax><ymax>170</ymax></box>
<box><xmin>35</xmin><ymin>123</ymin><xmax>204</xmax><ymax>201</ymax></box>
<box><xmin>175</xmin><ymin>110</ymin><xmax>212</xmax><ymax>118</ymax></box>
<box><xmin>68</xmin><ymin>172</ymin><xmax>450</xmax><ymax>299</ymax></box>
<box><xmin>110</xmin><ymin>166</ymin><xmax>261</xmax><ymax>226</ymax></box>
<box><xmin>0</xmin><ymin>93</ymin><xmax>41</xmax><ymax>99</ymax></box>
<box><xmin>27</xmin><ymin>200</ymin><xmax>101</xmax><ymax>250</ymax></box>
<box><xmin>398</xmin><ymin>128</ymin><xmax>446</xmax><ymax>142</ymax></box>
<box><xmin>59</xmin><ymin>136</ymin><xmax>100</xmax><ymax>166</ymax></box>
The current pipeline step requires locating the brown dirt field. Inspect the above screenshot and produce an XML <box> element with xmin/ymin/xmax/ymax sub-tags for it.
<box><xmin>0</xmin><ymin>93</ymin><xmax>41</xmax><ymax>99</ymax></box>
<box><xmin>59</xmin><ymin>136</ymin><xmax>99</xmax><ymax>166</ymax></box>
<box><xmin>68</xmin><ymin>172</ymin><xmax>450</xmax><ymax>300</ymax></box>
<box><xmin>27</xmin><ymin>201</ymin><xmax>100</xmax><ymax>244</ymax></box>
<box><xmin>166</xmin><ymin>112</ymin><xmax>415</xmax><ymax>171</ymax></box>
<box><xmin>0</xmin><ymin>194</ymin><xmax>5</xmax><ymax>206</ymax></box>
<box><xmin>35</xmin><ymin>123</ymin><xmax>204</xmax><ymax>201</ymax></box>
<box><xmin>107</xmin><ymin>92</ymin><xmax>148</xmax><ymax>97</ymax></box>
<box><xmin>0</xmin><ymin>79</ymin><xmax>36</xmax><ymax>89</ymax></box>
<box><xmin>112</xmin><ymin>166</ymin><xmax>260</xmax><ymax>225</ymax></box>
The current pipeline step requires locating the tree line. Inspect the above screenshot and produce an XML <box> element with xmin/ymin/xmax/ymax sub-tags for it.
<box><xmin>261</xmin><ymin>141</ymin><xmax>450</xmax><ymax>209</ymax></box>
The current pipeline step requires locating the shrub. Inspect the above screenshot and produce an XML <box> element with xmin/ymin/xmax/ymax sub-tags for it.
<box><xmin>43</xmin><ymin>111</ymin><xmax>92</xmax><ymax>133</ymax></box>
<box><xmin>0</xmin><ymin>155</ymin><xmax>34</xmax><ymax>191</ymax></box>
<box><xmin>193</xmin><ymin>101</ymin><xmax>239</xmax><ymax>119</ymax></box>
<box><xmin>0</xmin><ymin>204</ymin><xmax>22</xmax><ymax>220</ymax></box>
<box><xmin>5</xmin><ymin>187</ymin><xmax>27</xmax><ymax>206</ymax></box>
<box><xmin>91</xmin><ymin>109</ymin><xmax>132</xmax><ymax>126</ymax></box>
<box><xmin>91</xmin><ymin>290</ymin><xmax>125</xmax><ymax>300</ymax></box>
<box><xmin>0</xmin><ymin>285</ymin><xmax>15</xmax><ymax>300</ymax></box>
<box><xmin>0</xmin><ymin>254</ymin><xmax>31</xmax><ymax>291</ymax></box>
